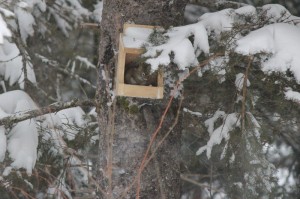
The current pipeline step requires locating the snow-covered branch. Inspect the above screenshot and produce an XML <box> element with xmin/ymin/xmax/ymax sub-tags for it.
<box><xmin>0</xmin><ymin>99</ymin><xmax>95</xmax><ymax>127</ymax></box>
<box><xmin>36</xmin><ymin>54</ymin><xmax>97</xmax><ymax>90</ymax></box>
<box><xmin>189</xmin><ymin>0</ymin><xmax>247</xmax><ymax>10</ymax></box>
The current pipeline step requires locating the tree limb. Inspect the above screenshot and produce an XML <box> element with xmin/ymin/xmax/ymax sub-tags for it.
<box><xmin>35</xmin><ymin>54</ymin><xmax>97</xmax><ymax>90</ymax></box>
<box><xmin>189</xmin><ymin>0</ymin><xmax>247</xmax><ymax>10</ymax></box>
<box><xmin>0</xmin><ymin>99</ymin><xmax>95</xmax><ymax>127</ymax></box>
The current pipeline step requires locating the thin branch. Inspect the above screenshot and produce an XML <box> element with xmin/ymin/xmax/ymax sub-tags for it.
<box><xmin>189</xmin><ymin>0</ymin><xmax>247</xmax><ymax>10</ymax></box>
<box><xmin>81</xmin><ymin>23</ymin><xmax>101</xmax><ymax>29</ymax></box>
<box><xmin>0</xmin><ymin>99</ymin><xmax>95</xmax><ymax>126</ymax></box>
<box><xmin>135</xmin><ymin>53</ymin><xmax>223</xmax><ymax>199</ymax></box>
<box><xmin>52</xmin><ymin>64</ymin><xmax>97</xmax><ymax>89</ymax></box>
<box><xmin>35</xmin><ymin>54</ymin><xmax>97</xmax><ymax>90</ymax></box>
<box><xmin>118</xmin><ymin>93</ymin><xmax>183</xmax><ymax>199</ymax></box>
<box><xmin>241</xmin><ymin>56</ymin><xmax>254</xmax><ymax>131</ymax></box>
<box><xmin>180</xmin><ymin>174</ymin><xmax>224</xmax><ymax>193</ymax></box>
<box><xmin>107</xmin><ymin>93</ymin><xmax>116</xmax><ymax>199</ymax></box>
<box><xmin>28</xmin><ymin>81</ymin><xmax>57</xmax><ymax>102</ymax></box>
<box><xmin>0</xmin><ymin>54</ymin><xmax>20</xmax><ymax>63</ymax></box>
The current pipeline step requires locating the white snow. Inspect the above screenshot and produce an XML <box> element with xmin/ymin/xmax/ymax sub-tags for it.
<box><xmin>0</xmin><ymin>91</ymin><xmax>38</xmax><ymax>175</ymax></box>
<box><xmin>123</xmin><ymin>27</ymin><xmax>153</xmax><ymax>48</ymax></box>
<box><xmin>7</xmin><ymin>99</ymin><xmax>38</xmax><ymax>176</ymax></box>
<box><xmin>236</xmin><ymin>23</ymin><xmax>300</xmax><ymax>83</ymax></box>
<box><xmin>284</xmin><ymin>88</ymin><xmax>300</xmax><ymax>103</ymax></box>
<box><xmin>197</xmin><ymin>112</ymin><xmax>240</xmax><ymax>158</ymax></box>
<box><xmin>277</xmin><ymin>168</ymin><xmax>296</xmax><ymax>189</ymax></box>
<box><xmin>262</xmin><ymin>4</ymin><xmax>293</xmax><ymax>23</ymax></box>
<box><xmin>235</xmin><ymin>5</ymin><xmax>256</xmax><ymax>15</ymax></box>
<box><xmin>247</xmin><ymin>112</ymin><xmax>261</xmax><ymax>140</ymax></box>
<box><xmin>92</xmin><ymin>1</ymin><xmax>103</xmax><ymax>22</ymax></box>
<box><xmin>235</xmin><ymin>73</ymin><xmax>250</xmax><ymax>91</ymax></box>
<box><xmin>183</xmin><ymin>107</ymin><xmax>202</xmax><ymax>117</ymax></box>
<box><xmin>75</xmin><ymin>56</ymin><xmax>96</xmax><ymax>69</ymax></box>
<box><xmin>47</xmin><ymin>178</ymin><xmax>73</xmax><ymax>199</ymax></box>
<box><xmin>199</xmin><ymin>8</ymin><xmax>234</xmax><ymax>35</ymax></box>
<box><xmin>140</xmin><ymin>4</ymin><xmax>300</xmax><ymax>86</ymax></box>
<box><xmin>0</xmin><ymin>14</ymin><xmax>12</xmax><ymax>44</ymax></box>
<box><xmin>204</xmin><ymin>110</ymin><xmax>226</xmax><ymax>135</ymax></box>
<box><xmin>15</xmin><ymin>3</ymin><xmax>36</xmax><ymax>43</ymax></box>
<box><xmin>57</xmin><ymin>107</ymin><xmax>86</xmax><ymax>127</ymax></box>
<box><xmin>69</xmin><ymin>156</ymin><xmax>89</xmax><ymax>185</ymax></box>
<box><xmin>0</xmin><ymin>7</ymin><xmax>15</xmax><ymax>17</ymax></box>
<box><xmin>42</xmin><ymin>107</ymin><xmax>86</xmax><ymax>140</ymax></box>
<box><xmin>0</xmin><ymin>90</ymin><xmax>37</xmax><ymax>113</ymax></box>
<box><xmin>0</xmin><ymin>107</ymin><xmax>8</xmax><ymax>162</ymax></box>
<box><xmin>144</xmin><ymin>23</ymin><xmax>209</xmax><ymax>71</ymax></box>
<box><xmin>0</xmin><ymin>39</ymin><xmax>37</xmax><ymax>89</ymax></box>
<box><xmin>0</xmin><ymin>125</ymin><xmax>6</xmax><ymax>162</ymax></box>
<box><xmin>50</xmin><ymin>8</ymin><xmax>72</xmax><ymax>37</ymax></box>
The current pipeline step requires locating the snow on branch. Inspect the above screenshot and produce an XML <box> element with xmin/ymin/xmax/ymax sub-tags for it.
<box><xmin>235</xmin><ymin>23</ymin><xmax>300</xmax><ymax>83</ymax></box>
<box><xmin>0</xmin><ymin>13</ymin><xmax>11</xmax><ymax>44</ymax></box>
<box><xmin>36</xmin><ymin>54</ymin><xmax>97</xmax><ymax>89</ymax></box>
<box><xmin>139</xmin><ymin>3</ymin><xmax>300</xmax><ymax>86</ymax></box>
<box><xmin>0</xmin><ymin>99</ymin><xmax>95</xmax><ymax>127</ymax></box>
<box><xmin>189</xmin><ymin>0</ymin><xmax>248</xmax><ymax>10</ymax></box>
<box><xmin>284</xmin><ymin>88</ymin><xmax>300</xmax><ymax>103</ymax></box>
<box><xmin>196</xmin><ymin>112</ymin><xmax>241</xmax><ymax>159</ymax></box>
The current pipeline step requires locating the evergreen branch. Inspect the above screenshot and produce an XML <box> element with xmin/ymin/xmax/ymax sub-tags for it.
<box><xmin>0</xmin><ymin>54</ymin><xmax>20</xmax><ymax>63</ymax></box>
<box><xmin>241</xmin><ymin>56</ymin><xmax>254</xmax><ymax>131</ymax></box>
<box><xmin>50</xmin><ymin>64</ymin><xmax>97</xmax><ymax>89</ymax></box>
<box><xmin>0</xmin><ymin>99</ymin><xmax>95</xmax><ymax>127</ymax></box>
<box><xmin>80</xmin><ymin>23</ymin><xmax>101</xmax><ymax>29</ymax></box>
<box><xmin>189</xmin><ymin>0</ymin><xmax>247</xmax><ymax>10</ymax></box>
<box><xmin>135</xmin><ymin>53</ymin><xmax>223</xmax><ymax>199</ymax></box>
<box><xmin>35</xmin><ymin>54</ymin><xmax>97</xmax><ymax>89</ymax></box>
<box><xmin>28</xmin><ymin>81</ymin><xmax>57</xmax><ymax>102</ymax></box>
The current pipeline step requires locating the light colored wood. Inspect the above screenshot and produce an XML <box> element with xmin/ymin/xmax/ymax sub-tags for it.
<box><xmin>118</xmin><ymin>84</ymin><xmax>163</xmax><ymax>99</ymax></box>
<box><xmin>123</xmin><ymin>23</ymin><xmax>159</xmax><ymax>32</ymax></box>
<box><xmin>115</xmin><ymin>24</ymin><xmax>164</xmax><ymax>99</ymax></box>
<box><xmin>124</xmin><ymin>48</ymin><xmax>144</xmax><ymax>54</ymax></box>
<box><xmin>118</xmin><ymin>34</ymin><xmax>125</xmax><ymax>83</ymax></box>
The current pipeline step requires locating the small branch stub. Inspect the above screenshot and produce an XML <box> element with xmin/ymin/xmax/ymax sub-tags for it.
<box><xmin>80</xmin><ymin>23</ymin><xmax>101</xmax><ymax>29</ymax></box>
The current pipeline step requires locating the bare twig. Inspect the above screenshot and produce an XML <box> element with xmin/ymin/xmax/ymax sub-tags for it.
<box><xmin>241</xmin><ymin>56</ymin><xmax>254</xmax><ymax>131</ymax></box>
<box><xmin>180</xmin><ymin>174</ymin><xmax>224</xmax><ymax>193</ymax></box>
<box><xmin>0</xmin><ymin>54</ymin><xmax>20</xmax><ymax>63</ymax></box>
<box><xmin>135</xmin><ymin>53</ymin><xmax>223</xmax><ymax>199</ymax></box>
<box><xmin>118</xmin><ymin>93</ymin><xmax>183</xmax><ymax>199</ymax></box>
<box><xmin>35</xmin><ymin>54</ymin><xmax>97</xmax><ymax>90</ymax></box>
<box><xmin>107</xmin><ymin>95</ymin><xmax>116</xmax><ymax>199</ymax></box>
<box><xmin>81</xmin><ymin>23</ymin><xmax>101</xmax><ymax>29</ymax></box>
<box><xmin>0</xmin><ymin>99</ymin><xmax>95</xmax><ymax>126</ymax></box>
<box><xmin>50</xmin><ymin>63</ymin><xmax>97</xmax><ymax>89</ymax></box>
<box><xmin>189</xmin><ymin>0</ymin><xmax>247</xmax><ymax>10</ymax></box>
<box><xmin>28</xmin><ymin>81</ymin><xmax>57</xmax><ymax>102</ymax></box>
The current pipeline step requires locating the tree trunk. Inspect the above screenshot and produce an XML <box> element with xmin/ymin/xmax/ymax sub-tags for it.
<box><xmin>96</xmin><ymin>0</ymin><xmax>188</xmax><ymax>198</ymax></box>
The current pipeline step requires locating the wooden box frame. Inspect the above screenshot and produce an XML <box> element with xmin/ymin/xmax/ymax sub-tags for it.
<box><xmin>115</xmin><ymin>24</ymin><xmax>163</xmax><ymax>99</ymax></box>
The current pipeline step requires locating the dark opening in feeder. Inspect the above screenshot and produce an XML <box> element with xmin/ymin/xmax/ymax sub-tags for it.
<box><xmin>124</xmin><ymin>55</ymin><xmax>158</xmax><ymax>87</ymax></box>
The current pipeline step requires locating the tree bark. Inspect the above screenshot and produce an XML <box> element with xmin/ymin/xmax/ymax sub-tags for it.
<box><xmin>96</xmin><ymin>0</ymin><xmax>188</xmax><ymax>198</ymax></box>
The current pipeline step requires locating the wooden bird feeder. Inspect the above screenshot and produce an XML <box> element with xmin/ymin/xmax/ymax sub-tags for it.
<box><xmin>115</xmin><ymin>24</ymin><xmax>163</xmax><ymax>99</ymax></box>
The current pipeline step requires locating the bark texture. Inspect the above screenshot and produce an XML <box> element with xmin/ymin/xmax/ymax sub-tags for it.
<box><xmin>96</xmin><ymin>0</ymin><xmax>188</xmax><ymax>198</ymax></box>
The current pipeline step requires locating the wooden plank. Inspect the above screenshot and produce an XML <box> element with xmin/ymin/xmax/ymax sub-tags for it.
<box><xmin>117</xmin><ymin>34</ymin><xmax>125</xmax><ymax>83</ymax></box>
<box><xmin>122</xmin><ymin>84</ymin><xmax>163</xmax><ymax>99</ymax></box>
<box><xmin>124</xmin><ymin>48</ymin><xmax>144</xmax><ymax>54</ymax></box>
<box><xmin>123</xmin><ymin>23</ymin><xmax>158</xmax><ymax>31</ymax></box>
<box><xmin>115</xmin><ymin>24</ymin><xmax>164</xmax><ymax>99</ymax></box>
<box><xmin>116</xmin><ymin>83</ymin><xmax>125</xmax><ymax>95</ymax></box>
